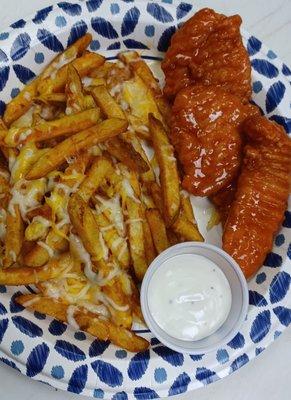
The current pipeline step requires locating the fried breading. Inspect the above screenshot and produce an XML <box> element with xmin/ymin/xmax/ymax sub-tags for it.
<box><xmin>223</xmin><ymin>116</ymin><xmax>291</xmax><ymax>278</ymax></box>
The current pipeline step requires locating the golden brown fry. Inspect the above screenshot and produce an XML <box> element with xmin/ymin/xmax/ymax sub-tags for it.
<box><xmin>0</xmin><ymin>253</ymin><xmax>72</xmax><ymax>285</ymax></box>
<box><xmin>149</xmin><ymin>114</ymin><xmax>180</xmax><ymax>226</ymax></box>
<box><xmin>119</xmin><ymin>50</ymin><xmax>171</xmax><ymax>124</ymax></box>
<box><xmin>5</xmin><ymin>108</ymin><xmax>100</xmax><ymax>147</ymax></box>
<box><xmin>105</xmin><ymin>137</ymin><xmax>149</xmax><ymax>174</ymax></box>
<box><xmin>141</xmin><ymin>206</ymin><xmax>156</xmax><ymax>265</ymax></box>
<box><xmin>90</xmin><ymin>85</ymin><xmax>126</xmax><ymax>119</ymax></box>
<box><xmin>149</xmin><ymin>181</ymin><xmax>163</xmax><ymax>214</ymax></box>
<box><xmin>3</xmin><ymin>205</ymin><xmax>24</xmax><ymax>268</ymax></box>
<box><xmin>180</xmin><ymin>192</ymin><xmax>196</xmax><ymax>223</ymax></box>
<box><xmin>167</xmin><ymin>229</ymin><xmax>179</xmax><ymax>246</ymax></box>
<box><xmin>68</xmin><ymin>194</ymin><xmax>105</xmax><ymax>262</ymax></box>
<box><xmin>26</xmin><ymin>118</ymin><xmax>128</xmax><ymax>180</ymax></box>
<box><xmin>16</xmin><ymin>294</ymin><xmax>68</xmax><ymax>321</ymax></box>
<box><xmin>35</xmin><ymin>93</ymin><xmax>67</xmax><ymax>105</ymax></box>
<box><xmin>146</xmin><ymin>208</ymin><xmax>169</xmax><ymax>254</ymax></box>
<box><xmin>38</xmin><ymin>52</ymin><xmax>105</xmax><ymax>94</ymax></box>
<box><xmin>66</xmin><ymin>65</ymin><xmax>88</xmax><ymax>114</ymax></box>
<box><xmin>172</xmin><ymin>214</ymin><xmax>204</xmax><ymax>242</ymax></box>
<box><xmin>78</xmin><ymin>157</ymin><xmax>114</xmax><ymax>202</ymax></box>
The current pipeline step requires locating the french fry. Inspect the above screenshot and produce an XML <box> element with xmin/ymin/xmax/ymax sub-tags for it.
<box><xmin>167</xmin><ymin>229</ymin><xmax>179</xmax><ymax>246</ymax></box>
<box><xmin>172</xmin><ymin>214</ymin><xmax>204</xmax><ymax>242</ymax></box>
<box><xmin>149</xmin><ymin>181</ymin><xmax>163</xmax><ymax>214</ymax></box>
<box><xmin>36</xmin><ymin>93</ymin><xmax>67</xmax><ymax>105</ymax></box>
<box><xmin>5</xmin><ymin>108</ymin><xmax>100</xmax><ymax>147</ymax></box>
<box><xmin>26</xmin><ymin>118</ymin><xmax>128</xmax><ymax>180</ymax></box>
<box><xmin>3</xmin><ymin>205</ymin><xmax>24</xmax><ymax>268</ymax></box>
<box><xmin>146</xmin><ymin>208</ymin><xmax>169</xmax><ymax>254</ymax></box>
<box><xmin>77</xmin><ymin>157</ymin><xmax>114</xmax><ymax>202</ymax></box>
<box><xmin>140</xmin><ymin>205</ymin><xmax>156</xmax><ymax>265</ymax></box>
<box><xmin>105</xmin><ymin>137</ymin><xmax>149</xmax><ymax>174</ymax></box>
<box><xmin>90</xmin><ymin>85</ymin><xmax>126</xmax><ymax>119</ymax></box>
<box><xmin>4</xmin><ymin>34</ymin><xmax>92</xmax><ymax>126</ymax></box>
<box><xmin>119</xmin><ymin>51</ymin><xmax>171</xmax><ymax>125</ymax></box>
<box><xmin>180</xmin><ymin>192</ymin><xmax>196</xmax><ymax>223</ymax></box>
<box><xmin>0</xmin><ymin>253</ymin><xmax>72</xmax><ymax>285</ymax></box>
<box><xmin>66</xmin><ymin>65</ymin><xmax>88</xmax><ymax>114</ymax></box>
<box><xmin>16</xmin><ymin>294</ymin><xmax>68</xmax><ymax>321</ymax></box>
<box><xmin>38</xmin><ymin>52</ymin><xmax>105</xmax><ymax>94</ymax></box>
<box><xmin>149</xmin><ymin>114</ymin><xmax>180</xmax><ymax>226</ymax></box>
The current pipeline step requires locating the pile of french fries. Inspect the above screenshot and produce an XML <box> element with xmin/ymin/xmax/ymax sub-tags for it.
<box><xmin>0</xmin><ymin>34</ymin><xmax>203</xmax><ymax>352</ymax></box>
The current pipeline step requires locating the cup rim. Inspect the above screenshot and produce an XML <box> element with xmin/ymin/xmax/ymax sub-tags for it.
<box><xmin>140</xmin><ymin>242</ymin><xmax>249</xmax><ymax>354</ymax></box>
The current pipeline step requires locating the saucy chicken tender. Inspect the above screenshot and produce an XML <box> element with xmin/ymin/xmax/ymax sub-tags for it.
<box><xmin>223</xmin><ymin>116</ymin><xmax>291</xmax><ymax>278</ymax></box>
<box><xmin>162</xmin><ymin>8</ymin><xmax>252</xmax><ymax>103</ymax></box>
<box><xmin>171</xmin><ymin>85</ymin><xmax>259</xmax><ymax>196</ymax></box>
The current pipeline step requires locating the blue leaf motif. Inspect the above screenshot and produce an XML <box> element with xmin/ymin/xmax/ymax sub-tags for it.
<box><xmin>269</xmin><ymin>271</ymin><xmax>291</xmax><ymax>303</ymax></box>
<box><xmin>249</xmin><ymin>291</ymin><xmax>268</xmax><ymax>307</ymax></box>
<box><xmin>0</xmin><ymin>49</ymin><xmax>8</xmax><ymax>63</ymax></box>
<box><xmin>189</xmin><ymin>354</ymin><xmax>204</xmax><ymax>361</ymax></box>
<box><xmin>68</xmin><ymin>365</ymin><xmax>88</xmax><ymax>394</ymax></box>
<box><xmin>13</xmin><ymin>65</ymin><xmax>35</xmax><ymax>84</ymax></box>
<box><xmin>273</xmin><ymin>306</ymin><xmax>291</xmax><ymax>327</ymax></box>
<box><xmin>26</xmin><ymin>343</ymin><xmax>49</xmax><ymax>377</ymax></box>
<box><xmin>250</xmin><ymin>310</ymin><xmax>271</xmax><ymax>343</ymax></box>
<box><xmin>123</xmin><ymin>39</ymin><xmax>148</xmax><ymax>49</ymax></box>
<box><xmin>0</xmin><ymin>303</ymin><xmax>7</xmax><ymax>315</ymax></box>
<box><xmin>0</xmin><ymin>319</ymin><xmax>8</xmax><ymax>343</ymax></box>
<box><xmin>0</xmin><ymin>66</ymin><xmax>10</xmax><ymax>91</ymax></box>
<box><xmin>227</xmin><ymin>332</ymin><xmax>245</xmax><ymax>349</ymax></box>
<box><xmin>133</xmin><ymin>387</ymin><xmax>159</xmax><ymax>399</ymax></box>
<box><xmin>37</xmin><ymin>29</ymin><xmax>64</xmax><ymax>52</ymax></box>
<box><xmin>147</xmin><ymin>3</ymin><xmax>174</xmax><ymax>23</ymax></box>
<box><xmin>86</xmin><ymin>0</ymin><xmax>103</xmax><ymax>12</ymax></box>
<box><xmin>11</xmin><ymin>33</ymin><xmax>31</xmax><ymax>61</ymax></box>
<box><xmin>176</xmin><ymin>3</ymin><xmax>192</xmax><ymax>20</ymax></box>
<box><xmin>283</xmin><ymin>211</ymin><xmax>291</xmax><ymax>228</ymax></box>
<box><xmin>264</xmin><ymin>252</ymin><xmax>282</xmax><ymax>268</ymax></box>
<box><xmin>195</xmin><ymin>367</ymin><xmax>219</xmax><ymax>385</ymax></box>
<box><xmin>112</xmin><ymin>392</ymin><xmax>128</xmax><ymax>400</ymax></box>
<box><xmin>247</xmin><ymin>36</ymin><xmax>262</xmax><ymax>56</ymax></box>
<box><xmin>32</xmin><ymin>6</ymin><xmax>53</xmax><ymax>24</ymax></box>
<box><xmin>58</xmin><ymin>2</ymin><xmax>82</xmax><ymax>16</ymax></box>
<box><xmin>10</xmin><ymin>292</ymin><xmax>24</xmax><ymax>313</ymax></box>
<box><xmin>230</xmin><ymin>353</ymin><xmax>249</xmax><ymax>372</ymax></box>
<box><xmin>282</xmin><ymin>64</ymin><xmax>291</xmax><ymax>76</ymax></box>
<box><xmin>0</xmin><ymin>100</ymin><xmax>5</xmax><ymax>116</ymax></box>
<box><xmin>158</xmin><ymin>26</ymin><xmax>176</xmax><ymax>52</ymax></box>
<box><xmin>67</xmin><ymin>20</ymin><xmax>88</xmax><ymax>47</ymax></box>
<box><xmin>128</xmin><ymin>350</ymin><xmax>150</xmax><ymax>380</ymax></box>
<box><xmin>251</xmin><ymin>59</ymin><xmax>279</xmax><ymax>78</ymax></box>
<box><xmin>55</xmin><ymin>340</ymin><xmax>86</xmax><ymax>361</ymax></box>
<box><xmin>168</xmin><ymin>372</ymin><xmax>190</xmax><ymax>396</ymax></box>
<box><xmin>10</xmin><ymin>19</ymin><xmax>26</xmax><ymax>29</ymax></box>
<box><xmin>89</xmin><ymin>339</ymin><xmax>110</xmax><ymax>357</ymax></box>
<box><xmin>12</xmin><ymin>316</ymin><xmax>43</xmax><ymax>338</ymax></box>
<box><xmin>266</xmin><ymin>81</ymin><xmax>286</xmax><ymax>113</ymax></box>
<box><xmin>49</xmin><ymin>319</ymin><xmax>67</xmax><ymax>336</ymax></box>
<box><xmin>153</xmin><ymin>346</ymin><xmax>184</xmax><ymax>366</ymax></box>
<box><xmin>107</xmin><ymin>42</ymin><xmax>121</xmax><ymax>50</ymax></box>
<box><xmin>91</xmin><ymin>17</ymin><xmax>118</xmax><ymax>39</ymax></box>
<box><xmin>91</xmin><ymin>360</ymin><xmax>123</xmax><ymax>387</ymax></box>
<box><xmin>0</xmin><ymin>357</ymin><xmax>21</xmax><ymax>372</ymax></box>
<box><xmin>121</xmin><ymin>7</ymin><xmax>140</xmax><ymax>36</ymax></box>
<box><xmin>270</xmin><ymin>115</ymin><xmax>291</xmax><ymax>134</ymax></box>
<box><xmin>256</xmin><ymin>347</ymin><xmax>264</xmax><ymax>355</ymax></box>
<box><xmin>216</xmin><ymin>349</ymin><xmax>229</xmax><ymax>364</ymax></box>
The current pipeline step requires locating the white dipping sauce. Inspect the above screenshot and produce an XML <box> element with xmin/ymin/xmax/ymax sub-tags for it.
<box><xmin>148</xmin><ymin>254</ymin><xmax>232</xmax><ymax>341</ymax></box>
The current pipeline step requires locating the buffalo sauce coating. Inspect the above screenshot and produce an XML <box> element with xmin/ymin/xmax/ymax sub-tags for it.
<box><xmin>171</xmin><ymin>85</ymin><xmax>259</xmax><ymax>196</ymax></box>
<box><xmin>161</xmin><ymin>8</ymin><xmax>252</xmax><ymax>103</ymax></box>
<box><xmin>223</xmin><ymin>116</ymin><xmax>291</xmax><ymax>278</ymax></box>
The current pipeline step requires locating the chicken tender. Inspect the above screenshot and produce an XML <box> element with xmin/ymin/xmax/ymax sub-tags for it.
<box><xmin>162</xmin><ymin>8</ymin><xmax>252</xmax><ymax>103</ymax></box>
<box><xmin>223</xmin><ymin>116</ymin><xmax>291</xmax><ymax>278</ymax></box>
<box><xmin>171</xmin><ymin>85</ymin><xmax>259</xmax><ymax>196</ymax></box>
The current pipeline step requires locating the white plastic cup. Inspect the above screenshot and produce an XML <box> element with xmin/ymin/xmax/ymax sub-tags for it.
<box><xmin>141</xmin><ymin>242</ymin><xmax>249</xmax><ymax>354</ymax></box>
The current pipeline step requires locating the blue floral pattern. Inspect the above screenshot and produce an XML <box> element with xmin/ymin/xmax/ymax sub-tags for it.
<box><xmin>0</xmin><ymin>1</ymin><xmax>290</xmax><ymax>398</ymax></box>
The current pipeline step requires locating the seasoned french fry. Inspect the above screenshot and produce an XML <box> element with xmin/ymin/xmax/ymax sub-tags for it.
<box><xmin>0</xmin><ymin>253</ymin><xmax>72</xmax><ymax>285</ymax></box>
<box><xmin>5</xmin><ymin>108</ymin><xmax>100</xmax><ymax>147</ymax></box>
<box><xmin>149</xmin><ymin>181</ymin><xmax>163</xmax><ymax>215</ymax></box>
<box><xmin>181</xmin><ymin>192</ymin><xmax>196</xmax><ymax>223</ymax></box>
<box><xmin>16</xmin><ymin>294</ymin><xmax>68</xmax><ymax>320</ymax></box>
<box><xmin>36</xmin><ymin>93</ymin><xmax>67</xmax><ymax>105</ymax></box>
<box><xmin>105</xmin><ymin>137</ymin><xmax>149</xmax><ymax>174</ymax></box>
<box><xmin>4</xmin><ymin>34</ymin><xmax>92</xmax><ymax>126</ymax></box>
<box><xmin>172</xmin><ymin>214</ymin><xmax>204</xmax><ymax>242</ymax></box>
<box><xmin>38</xmin><ymin>52</ymin><xmax>105</xmax><ymax>94</ymax></box>
<box><xmin>78</xmin><ymin>157</ymin><xmax>114</xmax><ymax>202</ymax></box>
<box><xmin>140</xmin><ymin>205</ymin><xmax>156</xmax><ymax>265</ymax></box>
<box><xmin>3</xmin><ymin>205</ymin><xmax>24</xmax><ymax>268</ymax></box>
<box><xmin>119</xmin><ymin>50</ymin><xmax>171</xmax><ymax>125</ymax></box>
<box><xmin>26</xmin><ymin>118</ymin><xmax>128</xmax><ymax>180</ymax></box>
<box><xmin>90</xmin><ymin>85</ymin><xmax>126</xmax><ymax>119</ymax></box>
<box><xmin>146</xmin><ymin>208</ymin><xmax>169</xmax><ymax>254</ymax></box>
<box><xmin>149</xmin><ymin>114</ymin><xmax>180</xmax><ymax>226</ymax></box>
<box><xmin>66</xmin><ymin>65</ymin><xmax>88</xmax><ymax>114</ymax></box>
<box><xmin>167</xmin><ymin>229</ymin><xmax>179</xmax><ymax>246</ymax></box>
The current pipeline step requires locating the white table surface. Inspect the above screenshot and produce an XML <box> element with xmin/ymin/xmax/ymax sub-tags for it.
<box><xmin>0</xmin><ymin>0</ymin><xmax>290</xmax><ymax>399</ymax></box>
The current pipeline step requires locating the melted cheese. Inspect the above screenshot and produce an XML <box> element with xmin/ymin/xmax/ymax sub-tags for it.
<box><xmin>69</xmin><ymin>233</ymin><xmax>96</xmax><ymax>282</ymax></box>
<box><xmin>95</xmin><ymin>292</ymin><xmax>129</xmax><ymax>312</ymax></box>
<box><xmin>66</xmin><ymin>305</ymin><xmax>80</xmax><ymax>329</ymax></box>
<box><xmin>95</xmin><ymin>194</ymin><xmax>125</xmax><ymax>236</ymax></box>
<box><xmin>37</xmin><ymin>241</ymin><xmax>55</xmax><ymax>258</ymax></box>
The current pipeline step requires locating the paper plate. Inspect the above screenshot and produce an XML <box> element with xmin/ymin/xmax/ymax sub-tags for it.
<box><xmin>0</xmin><ymin>1</ymin><xmax>290</xmax><ymax>398</ymax></box>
